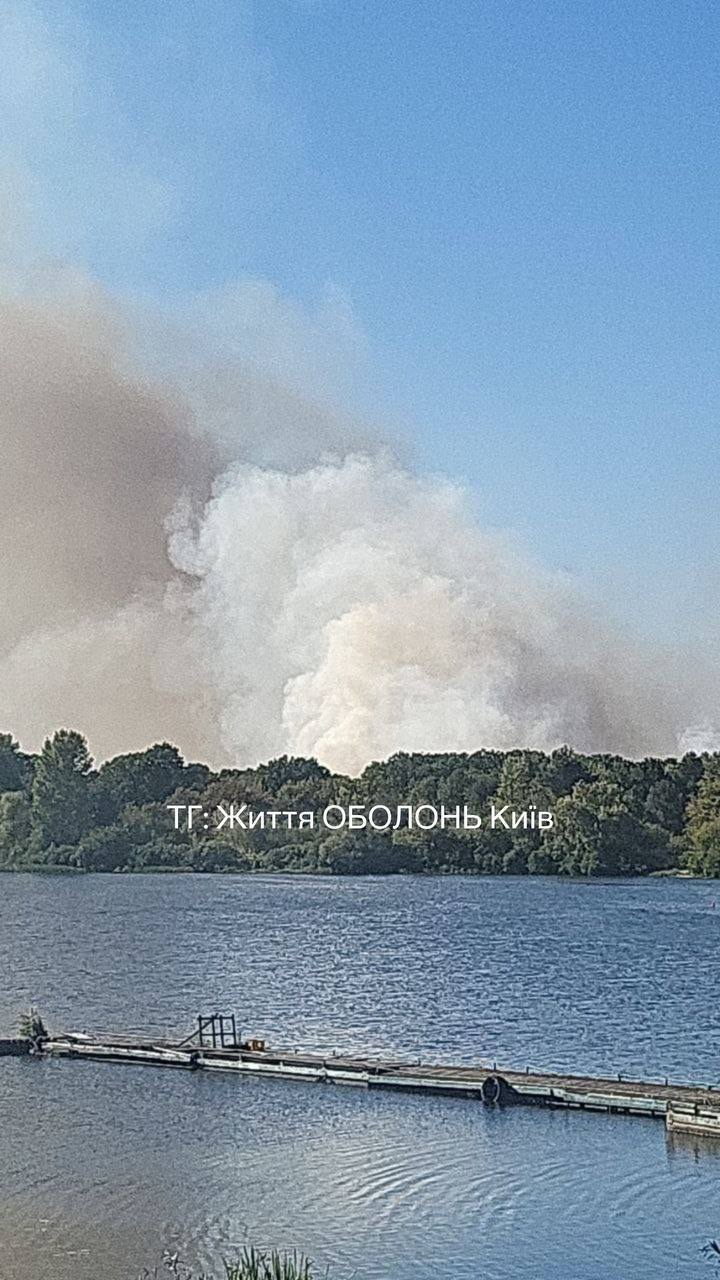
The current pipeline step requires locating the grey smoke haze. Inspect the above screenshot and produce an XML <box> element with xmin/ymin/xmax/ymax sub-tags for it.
<box><xmin>0</xmin><ymin>263</ymin><xmax>713</xmax><ymax>771</ymax></box>
<box><xmin>0</xmin><ymin>281</ymin><xmax>213</xmax><ymax>646</ymax></box>
<box><xmin>0</xmin><ymin>264</ymin><xmax>372</xmax><ymax>765</ymax></box>
<box><xmin>0</xmin><ymin>0</ymin><xmax>713</xmax><ymax>770</ymax></box>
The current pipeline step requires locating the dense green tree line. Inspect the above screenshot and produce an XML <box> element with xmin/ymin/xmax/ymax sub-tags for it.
<box><xmin>0</xmin><ymin>729</ymin><xmax>718</xmax><ymax>876</ymax></box>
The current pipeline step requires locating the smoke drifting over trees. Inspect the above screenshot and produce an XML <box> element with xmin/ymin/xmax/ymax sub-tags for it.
<box><xmin>0</xmin><ymin>0</ymin><xmax>716</xmax><ymax>773</ymax></box>
<box><xmin>0</xmin><ymin>263</ymin><xmax>714</xmax><ymax>772</ymax></box>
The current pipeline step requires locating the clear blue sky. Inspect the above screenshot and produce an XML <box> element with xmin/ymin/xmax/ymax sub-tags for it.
<box><xmin>7</xmin><ymin>0</ymin><xmax>720</xmax><ymax>649</ymax></box>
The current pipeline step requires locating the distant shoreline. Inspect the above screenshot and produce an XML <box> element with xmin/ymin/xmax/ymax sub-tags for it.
<box><xmin>2</xmin><ymin>730</ymin><xmax>717</xmax><ymax>878</ymax></box>
<box><xmin>0</xmin><ymin>864</ymin><xmax>704</xmax><ymax>880</ymax></box>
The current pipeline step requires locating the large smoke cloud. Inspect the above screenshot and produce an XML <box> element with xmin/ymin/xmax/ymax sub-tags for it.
<box><xmin>169</xmin><ymin>454</ymin><xmax>689</xmax><ymax>774</ymax></box>
<box><xmin>0</xmin><ymin>281</ymin><xmax>211</xmax><ymax>644</ymax></box>
<box><xmin>0</xmin><ymin>274</ymin><xmax>216</xmax><ymax>761</ymax></box>
<box><xmin>0</xmin><ymin>264</ymin><xmax>369</xmax><ymax>766</ymax></box>
<box><xmin>0</xmin><ymin>0</ymin><xmax>715</xmax><ymax>770</ymax></box>
<box><xmin>0</xmin><ymin>264</ymin><xmax>713</xmax><ymax>771</ymax></box>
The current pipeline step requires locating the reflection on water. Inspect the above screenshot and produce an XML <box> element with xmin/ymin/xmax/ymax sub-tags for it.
<box><xmin>1</xmin><ymin>874</ymin><xmax>719</xmax><ymax>1279</ymax></box>
<box><xmin>667</xmin><ymin>1128</ymin><xmax>720</xmax><ymax>1163</ymax></box>
<box><xmin>1</xmin><ymin>1057</ymin><xmax>718</xmax><ymax>1280</ymax></box>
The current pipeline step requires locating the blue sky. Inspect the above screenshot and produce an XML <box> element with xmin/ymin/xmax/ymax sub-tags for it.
<box><xmin>4</xmin><ymin>0</ymin><xmax>719</xmax><ymax>650</ymax></box>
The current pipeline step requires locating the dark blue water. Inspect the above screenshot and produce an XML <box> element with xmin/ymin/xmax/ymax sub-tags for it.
<box><xmin>1</xmin><ymin>874</ymin><xmax>719</xmax><ymax>1279</ymax></box>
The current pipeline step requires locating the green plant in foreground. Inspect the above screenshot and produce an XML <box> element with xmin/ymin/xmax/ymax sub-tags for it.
<box><xmin>225</xmin><ymin>1248</ymin><xmax>316</xmax><ymax>1280</ymax></box>
<box><xmin>18</xmin><ymin>1007</ymin><xmax>47</xmax><ymax>1040</ymax></box>
<box><xmin>143</xmin><ymin>1245</ymin><xmax>323</xmax><ymax>1280</ymax></box>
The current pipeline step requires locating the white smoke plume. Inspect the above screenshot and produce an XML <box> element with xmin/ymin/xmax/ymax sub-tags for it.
<box><xmin>169</xmin><ymin>454</ymin><xmax>693</xmax><ymax>774</ymax></box>
<box><xmin>0</xmin><ymin>3</ymin><xmax>716</xmax><ymax>772</ymax></box>
<box><xmin>0</xmin><ymin>262</ymin><xmax>715</xmax><ymax>772</ymax></box>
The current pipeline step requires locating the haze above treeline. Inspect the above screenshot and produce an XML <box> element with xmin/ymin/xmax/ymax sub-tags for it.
<box><xmin>1</xmin><ymin>730</ymin><xmax>719</xmax><ymax>879</ymax></box>
<box><xmin>2</xmin><ymin>2</ymin><xmax>719</xmax><ymax>781</ymax></box>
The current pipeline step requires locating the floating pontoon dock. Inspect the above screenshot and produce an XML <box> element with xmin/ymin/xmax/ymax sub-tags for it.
<box><xmin>9</xmin><ymin>1022</ymin><xmax>720</xmax><ymax>1136</ymax></box>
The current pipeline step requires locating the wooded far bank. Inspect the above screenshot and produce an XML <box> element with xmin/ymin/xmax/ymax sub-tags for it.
<box><xmin>0</xmin><ymin>730</ymin><xmax>719</xmax><ymax>877</ymax></box>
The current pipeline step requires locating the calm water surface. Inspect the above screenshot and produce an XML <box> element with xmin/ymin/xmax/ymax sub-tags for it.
<box><xmin>0</xmin><ymin>873</ymin><xmax>718</xmax><ymax>1279</ymax></box>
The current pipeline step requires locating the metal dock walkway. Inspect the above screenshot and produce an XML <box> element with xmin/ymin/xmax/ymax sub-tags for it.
<box><xmin>31</xmin><ymin>1029</ymin><xmax>720</xmax><ymax>1134</ymax></box>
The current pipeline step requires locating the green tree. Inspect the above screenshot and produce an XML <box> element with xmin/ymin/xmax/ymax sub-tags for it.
<box><xmin>0</xmin><ymin>791</ymin><xmax>32</xmax><ymax>863</ymax></box>
<box><xmin>550</xmin><ymin>781</ymin><xmax>670</xmax><ymax>876</ymax></box>
<box><xmin>684</xmin><ymin>758</ymin><xmax>720</xmax><ymax>876</ymax></box>
<box><xmin>0</xmin><ymin>734</ymin><xmax>28</xmax><ymax>793</ymax></box>
<box><xmin>74</xmin><ymin>824</ymin><xmax>134</xmax><ymax>871</ymax></box>
<box><xmin>93</xmin><ymin>743</ymin><xmax>188</xmax><ymax>825</ymax></box>
<box><xmin>31</xmin><ymin>730</ymin><xmax>94</xmax><ymax>851</ymax></box>
<box><xmin>490</xmin><ymin>752</ymin><xmax>554</xmax><ymax>874</ymax></box>
<box><xmin>541</xmin><ymin>745</ymin><xmax>592</xmax><ymax>797</ymax></box>
<box><xmin>320</xmin><ymin>830</ymin><xmax>422</xmax><ymax>874</ymax></box>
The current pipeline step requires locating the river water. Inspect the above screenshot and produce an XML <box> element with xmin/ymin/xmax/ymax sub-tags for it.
<box><xmin>0</xmin><ymin>873</ymin><xmax>718</xmax><ymax>1279</ymax></box>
